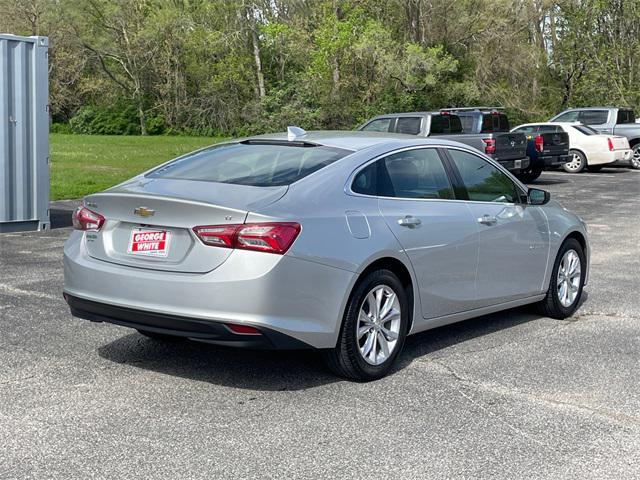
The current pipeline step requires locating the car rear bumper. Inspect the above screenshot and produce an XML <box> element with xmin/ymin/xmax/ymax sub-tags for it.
<box><xmin>65</xmin><ymin>294</ymin><xmax>312</xmax><ymax>349</ymax></box>
<box><xmin>63</xmin><ymin>231</ymin><xmax>355</xmax><ymax>349</ymax></box>
<box><xmin>610</xmin><ymin>149</ymin><xmax>633</xmax><ymax>166</ymax></box>
<box><xmin>496</xmin><ymin>157</ymin><xmax>530</xmax><ymax>172</ymax></box>
<box><xmin>534</xmin><ymin>154</ymin><xmax>570</xmax><ymax>168</ymax></box>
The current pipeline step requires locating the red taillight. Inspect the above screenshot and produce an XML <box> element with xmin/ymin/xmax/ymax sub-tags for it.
<box><xmin>225</xmin><ymin>323</ymin><xmax>262</xmax><ymax>335</ymax></box>
<box><xmin>193</xmin><ymin>222</ymin><xmax>301</xmax><ymax>255</ymax></box>
<box><xmin>534</xmin><ymin>135</ymin><xmax>544</xmax><ymax>153</ymax></box>
<box><xmin>482</xmin><ymin>138</ymin><xmax>496</xmax><ymax>155</ymax></box>
<box><xmin>607</xmin><ymin>137</ymin><xmax>614</xmax><ymax>151</ymax></box>
<box><xmin>72</xmin><ymin>206</ymin><xmax>105</xmax><ymax>231</ymax></box>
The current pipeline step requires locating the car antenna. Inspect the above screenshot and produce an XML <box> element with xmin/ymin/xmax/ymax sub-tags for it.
<box><xmin>287</xmin><ymin>126</ymin><xmax>307</xmax><ymax>141</ymax></box>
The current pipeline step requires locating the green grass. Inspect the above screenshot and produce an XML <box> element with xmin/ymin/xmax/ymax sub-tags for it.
<box><xmin>50</xmin><ymin>134</ymin><xmax>224</xmax><ymax>200</ymax></box>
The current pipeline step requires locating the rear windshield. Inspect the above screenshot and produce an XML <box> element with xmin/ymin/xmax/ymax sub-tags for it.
<box><xmin>572</xmin><ymin>125</ymin><xmax>598</xmax><ymax>135</ymax></box>
<box><xmin>147</xmin><ymin>142</ymin><xmax>350</xmax><ymax>186</ymax></box>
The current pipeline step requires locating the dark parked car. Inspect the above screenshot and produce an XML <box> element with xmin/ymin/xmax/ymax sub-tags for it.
<box><xmin>511</xmin><ymin>124</ymin><xmax>571</xmax><ymax>182</ymax></box>
<box><xmin>358</xmin><ymin>111</ymin><xmax>529</xmax><ymax>173</ymax></box>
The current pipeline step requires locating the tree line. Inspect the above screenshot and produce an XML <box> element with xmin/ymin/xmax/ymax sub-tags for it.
<box><xmin>2</xmin><ymin>0</ymin><xmax>639</xmax><ymax>136</ymax></box>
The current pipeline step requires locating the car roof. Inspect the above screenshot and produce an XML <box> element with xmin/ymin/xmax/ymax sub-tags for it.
<box><xmin>559</xmin><ymin>107</ymin><xmax>623</xmax><ymax>111</ymax></box>
<box><xmin>515</xmin><ymin>122</ymin><xmax>578</xmax><ymax>128</ymax></box>
<box><xmin>367</xmin><ymin>112</ymin><xmax>441</xmax><ymax>119</ymax></box>
<box><xmin>238</xmin><ymin>130</ymin><xmax>469</xmax><ymax>152</ymax></box>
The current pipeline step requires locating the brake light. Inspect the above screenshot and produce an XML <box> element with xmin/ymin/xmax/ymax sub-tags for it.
<box><xmin>482</xmin><ymin>138</ymin><xmax>496</xmax><ymax>154</ymax></box>
<box><xmin>72</xmin><ymin>206</ymin><xmax>105</xmax><ymax>231</ymax></box>
<box><xmin>607</xmin><ymin>137</ymin><xmax>614</xmax><ymax>151</ymax></box>
<box><xmin>193</xmin><ymin>222</ymin><xmax>301</xmax><ymax>254</ymax></box>
<box><xmin>534</xmin><ymin>135</ymin><xmax>544</xmax><ymax>153</ymax></box>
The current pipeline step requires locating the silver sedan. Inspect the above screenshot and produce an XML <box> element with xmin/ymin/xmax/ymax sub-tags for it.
<box><xmin>64</xmin><ymin>130</ymin><xmax>589</xmax><ymax>381</ymax></box>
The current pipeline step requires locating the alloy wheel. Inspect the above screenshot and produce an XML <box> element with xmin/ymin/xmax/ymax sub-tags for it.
<box><xmin>564</xmin><ymin>153</ymin><xmax>583</xmax><ymax>172</ymax></box>
<box><xmin>357</xmin><ymin>285</ymin><xmax>401</xmax><ymax>366</ymax></box>
<box><xmin>557</xmin><ymin>249</ymin><xmax>581</xmax><ymax>307</ymax></box>
<box><xmin>631</xmin><ymin>146</ymin><xmax>640</xmax><ymax>169</ymax></box>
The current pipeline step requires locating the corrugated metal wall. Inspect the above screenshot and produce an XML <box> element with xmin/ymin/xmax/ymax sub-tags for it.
<box><xmin>0</xmin><ymin>34</ymin><xmax>49</xmax><ymax>232</ymax></box>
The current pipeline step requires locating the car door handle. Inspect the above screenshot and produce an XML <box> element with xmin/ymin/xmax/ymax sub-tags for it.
<box><xmin>398</xmin><ymin>215</ymin><xmax>421</xmax><ymax>228</ymax></box>
<box><xmin>477</xmin><ymin>214</ymin><xmax>498</xmax><ymax>225</ymax></box>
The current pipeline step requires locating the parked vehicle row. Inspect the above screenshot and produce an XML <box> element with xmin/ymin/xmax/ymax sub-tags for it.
<box><xmin>550</xmin><ymin>107</ymin><xmax>640</xmax><ymax>170</ymax></box>
<box><xmin>63</xmin><ymin>128</ymin><xmax>589</xmax><ymax>381</ymax></box>
<box><xmin>512</xmin><ymin>122</ymin><xmax>632</xmax><ymax>175</ymax></box>
<box><xmin>358</xmin><ymin>110</ymin><xmax>530</xmax><ymax>174</ymax></box>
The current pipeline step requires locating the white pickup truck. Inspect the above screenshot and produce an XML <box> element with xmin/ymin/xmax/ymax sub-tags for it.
<box><xmin>550</xmin><ymin>107</ymin><xmax>640</xmax><ymax>169</ymax></box>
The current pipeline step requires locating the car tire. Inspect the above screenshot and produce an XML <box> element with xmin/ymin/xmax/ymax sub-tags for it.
<box><xmin>587</xmin><ymin>165</ymin><xmax>604</xmax><ymax>172</ymax></box>
<box><xmin>323</xmin><ymin>269</ymin><xmax>410</xmax><ymax>381</ymax></box>
<box><xmin>516</xmin><ymin>167</ymin><xmax>543</xmax><ymax>183</ymax></box>
<box><xmin>137</xmin><ymin>329</ymin><xmax>185</xmax><ymax>342</ymax></box>
<box><xmin>630</xmin><ymin>144</ymin><xmax>640</xmax><ymax>170</ymax></box>
<box><xmin>536</xmin><ymin>238</ymin><xmax>586</xmax><ymax>319</ymax></box>
<box><xmin>563</xmin><ymin>150</ymin><xmax>587</xmax><ymax>173</ymax></box>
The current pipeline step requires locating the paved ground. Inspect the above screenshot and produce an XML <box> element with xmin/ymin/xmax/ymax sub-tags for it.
<box><xmin>1</xmin><ymin>168</ymin><xmax>639</xmax><ymax>479</ymax></box>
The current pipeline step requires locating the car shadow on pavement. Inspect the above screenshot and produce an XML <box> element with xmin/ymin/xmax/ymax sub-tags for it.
<box><xmin>97</xmin><ymin>305</ymin><xmax>556</xmax><ymax>390</ymax></box>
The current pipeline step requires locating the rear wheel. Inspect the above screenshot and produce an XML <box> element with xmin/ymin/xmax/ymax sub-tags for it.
<box><xmin>536</xmin><ymin>238</ymin><xmax>585</xmax><ymax>319</ymax></box>
<box><xmin>323</xmin><ymin>269</ymin><xmax>410</xmax><ymax>381</ymax></box>
<box><xmin>516</xmin><ymin>166</ymin><xmax>543</xmax><ymax>183</ymax></box>
<box><xmin>137</xmin><ymin>329</ymin><xmax>185</xmax><ymax>342</ymax></box>
<box><xmin>587</xmin><ymin>165</ymin><xmax>604</xmax><ymax>172</ymax></box>
<box><xmin>563</xmin><ymin>150</ymin><xmax>586</xmax><ymax>173</ymax></box>
<box><xmin>630</xmin><ymin>144</ymin><xmax>640</xmax><ymax>170</ymax></box>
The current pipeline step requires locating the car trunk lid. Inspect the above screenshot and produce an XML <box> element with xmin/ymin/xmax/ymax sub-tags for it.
<box><xmin>82</xmin><ymin>178</ymin><xmax>287</xmax><ymax>273</ymax></box>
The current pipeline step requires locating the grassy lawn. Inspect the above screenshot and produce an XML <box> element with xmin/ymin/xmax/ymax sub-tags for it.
<box><xmin>50</xmin><ymin>134</ymin><xmax>224</xmax><ymax>200</ymax></box>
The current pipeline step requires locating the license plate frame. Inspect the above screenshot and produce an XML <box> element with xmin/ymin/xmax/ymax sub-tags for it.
<box><xmin>127</xmin><ymin>228</ymin><xmax>171</xmax><ymax>257</ymax></box>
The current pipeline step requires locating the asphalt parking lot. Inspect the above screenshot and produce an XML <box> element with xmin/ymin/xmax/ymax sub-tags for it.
<box><xmin>1</xmin><ymin>168</ymin><xmax>639</xmax><ymax>479</ymax></box>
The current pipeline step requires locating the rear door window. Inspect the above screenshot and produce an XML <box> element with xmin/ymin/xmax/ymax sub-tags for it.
<box><xmin>381</xmin><ymin>148</ymin><xmax>454</xmax><ymax>199</ymax></box>
<box><xmin>578</xmin><ymin>110</ymin><xmax>609</xmax><ymax>125</ymax></box>
<box><xmin>395</xmin><ymin>117</ymin><xmax>422</xmax><ymax>135</ymax></box>
<box><xmin>361</xmin><ymin>118</ymin><xmax>393</xmax><ymax>132</ymax></box>
<box><xmin>148</xmin><ymin>142</ymin><xmax>349</xmax><ymax>186</ymax></box>
<box><xmin>430</xmin><ymin>114</ymin><xmax>462</xmax><ymax>134</ymax></box>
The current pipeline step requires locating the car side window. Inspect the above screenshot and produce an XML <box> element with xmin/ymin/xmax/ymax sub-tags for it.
<box><xmin>352</xmin><ymin>162</ymin><xmax>378</xmax><ymax>195</ymax></box>
<box><xmin>578</xmin><ymin>110</ymin><xmax>609</xmax><ymax>125</ymax></box>
<box><xmin>513</xmin><ymin>126</ymin><xmax>538</xmax><ymax>135</ymax></box>
<box><xmin>554</xmin><ymin>111</ymin><xmax>579</xmax><ymax>122</ymax></box>
<box><xmin>380</xmin><ymin>148</ymin><xmax>454</xmax><ymax>200</ymax></box>
<box><xmin>361</xmin><ymin>118</ymin><xmax>392</xmax><ymax>132</ymax></box>
<box><xmin>538</xmin><ymin>125</ymin><xmax>561</xmax><ymax>133</ymax></box>
<box><xmin>395</xmin><ymin>117</ymin><xmax>422</xmax><ymax>135</ymax></box>
<box><xmin>448</xmin><ymin>149</ymin><xmax>520</xmax><ymax>203</ymax></box>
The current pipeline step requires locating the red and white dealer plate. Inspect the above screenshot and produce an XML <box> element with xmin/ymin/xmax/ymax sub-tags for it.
<box><xmin>127</xmin><ymin>229</ymin><xmax>171</xmax><ymax>257</ymax></box>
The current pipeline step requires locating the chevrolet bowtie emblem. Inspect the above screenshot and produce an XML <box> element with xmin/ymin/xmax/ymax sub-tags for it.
<box><xmin>134</xmin><ymin>207</ymin><xmax>155</xmax><ymax>218</ymax></box>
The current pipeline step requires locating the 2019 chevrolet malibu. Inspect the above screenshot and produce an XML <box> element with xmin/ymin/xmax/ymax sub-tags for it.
<box><xmin>64</xmin><ymin>129</ymin><xmax>589</xmax><ymax>381</ymax></box>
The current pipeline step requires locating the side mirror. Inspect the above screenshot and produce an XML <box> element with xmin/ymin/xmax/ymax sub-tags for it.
<box><xmin>528</xmin><ymin>188</ymin><xmax>550</xmax><ymax>205</ymax></box>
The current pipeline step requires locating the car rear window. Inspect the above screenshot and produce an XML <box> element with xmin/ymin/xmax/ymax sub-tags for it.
<box><xmin>395</xmin><ymin>117</ymin><xmax>422</xmax><ymax>135</ymax></box>
<box><xmin>147</xmin><ymin>142</ymin><xmax>350</xmax><ymax>186</ymax></box>
<box><xmin>616</xmin><ymin>109</ymin><xmax>636</xmax><ymax>124</ymax></box>
<box><xmin>572</xmin><ymin>125</ymin><xmax>598</xmax><ymax>135</ymax></box>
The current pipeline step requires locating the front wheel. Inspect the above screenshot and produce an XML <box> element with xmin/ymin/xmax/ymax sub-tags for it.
<box><xmin>323</xmin><ymin>269</ymin><xmax>410</xmax><ymax>381</ymax></box>
<box><xmin>563</xmin><ymin>150</ymin><xmax>586</xmax><ymax>173</ymax></box>
<box><xmin>516</xmin><ymin>167</ymin><xmax>543</xmax><ymax>183</ymax></box>
<box><xmin>630</xmin><ymin>144</ymin><xmax>640</xmax><ymax>170</ymax></box>
<box><xmin>536</xmin><ymin>238</ymin><xmax>586</xmax><ymax>319</ymax></box>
